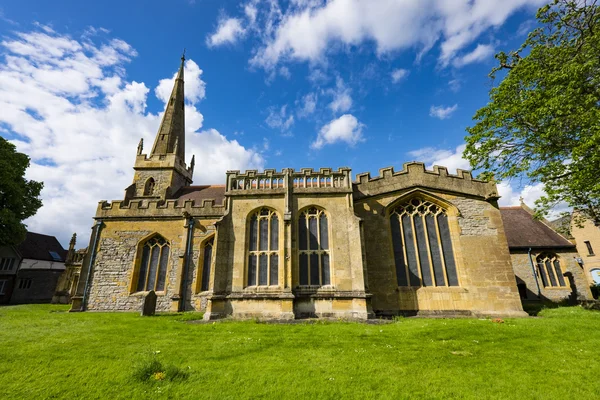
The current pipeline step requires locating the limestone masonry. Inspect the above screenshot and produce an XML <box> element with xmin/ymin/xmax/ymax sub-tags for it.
<box><xmin>70</xmin><ymin>56</ymin><xmax>593</xmax><ymax>319</ymax></box>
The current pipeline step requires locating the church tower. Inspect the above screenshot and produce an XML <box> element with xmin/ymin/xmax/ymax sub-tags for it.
<box><xmin>127</xmin><ymin>54</ymin><xmax>194</xmax><ymax>202</ymax></box>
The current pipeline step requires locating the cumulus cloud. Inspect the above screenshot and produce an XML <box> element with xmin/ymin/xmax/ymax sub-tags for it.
<box><xmin>265</xmin><ymin>105</ymin><xmax>294</xmax><ymax>132</ymax></box>
<box><xmin>408</xmin><ymin>144</ymin><xmax>470</xmax><ymax>173</ymax></box>
<box><xmin>239</xmin><ymin>0</ymin><xmax>545</xmax><ymax>69</ymax></box>
<box><xmin>391</xmin><ymin>68</ymin><xmax>409</xmax><ymax>83</ymax></box>
<box><xmin>207</xmin><ymin>17</ymin><xmax>246</xmax><ymax>47</ymax></box>
<box><xmin>311</xmin><ymin>114</ymin><xmax>364</xmax><ymax>149</ymax></box>
<box><xmin>296</xmin><ymin>92</ymin><xmax>317</xmax><ymax>118</ymax></box>
<box><xmin>155</xmin><ymin>59</ymin><xmax>206</xmax><ymax>104</ymax></box>
<box><xmin>452</xmin><ymin>43</ymin><xmax>494</xmax><ymax>68</ymax></box>
<box><xmin>0</xmin><ymin>26</ymin><xmax>263</xmax><ymax>246</ymax></box>
<box><xmin>328</xmin><ymin>77</ymin><xmax>352</xmax><ymax>113</ymax></box>
<box><xmin>429</xmin><ymin>104</ymin><xmax>458</xmax><ymax>119</ymax></box>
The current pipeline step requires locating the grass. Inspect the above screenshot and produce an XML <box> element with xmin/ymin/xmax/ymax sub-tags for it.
<box><xmin>1</xmin><ymin>305</ymin><xmax>599</xmax><ymax>399</ymax></box>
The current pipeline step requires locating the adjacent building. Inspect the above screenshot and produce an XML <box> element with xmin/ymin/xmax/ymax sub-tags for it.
<box><xmin>0</xmin><ymin>232</ymin><xmax>68</xmax><ymax>304</ymax></box>
<box><xmin>501</xmin><ymin>204</ymin><xmax>592</xmax><ymax>302</ymax></box>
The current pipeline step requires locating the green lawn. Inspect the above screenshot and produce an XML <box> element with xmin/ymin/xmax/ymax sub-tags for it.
<box><xmin>1</xmin><ymin>305</ymin><xmax>599</xmax><ymax>399</ymax></box>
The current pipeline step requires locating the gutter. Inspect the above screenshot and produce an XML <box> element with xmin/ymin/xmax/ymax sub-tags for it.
<box><xmin>528</xmin><ymin>247</ymin><xmax>542</xmax><ymax>298</ymax></box>
<box><xmin>81</xmin><ymin>219</ymin><xmax>103</xmax><ymax>311</ymax></box>
<box><xmin>179</xmin><ymin>215</ymin><xmax>195</xmax><ymax>312</ymax></box>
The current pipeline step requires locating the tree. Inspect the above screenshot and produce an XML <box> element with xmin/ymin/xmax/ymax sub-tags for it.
<box><xmin>465</xmin><ymin>0</ymin><xmax>600</xmax><ymax>225</ymax></box>
<box><xmin>0</xmin><ymin>137</ymin><xmax>43</xmax><ymax>245</ymax></box>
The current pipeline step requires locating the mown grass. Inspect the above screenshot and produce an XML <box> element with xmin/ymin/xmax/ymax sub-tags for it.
<box><xmin>0</xmin><ymin>304</ymin><xmax>599</xmax><ymax>399</ymax></box>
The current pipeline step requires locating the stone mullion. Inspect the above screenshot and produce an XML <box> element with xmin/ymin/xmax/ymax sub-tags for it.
<box><xmin>143</xmin><ymin>244</ymin><xmax>152</xmax><ymax>291</ymax></box>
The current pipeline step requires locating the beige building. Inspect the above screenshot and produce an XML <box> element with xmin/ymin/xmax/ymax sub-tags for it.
<box><xmin>72</xmin><ymin>56</ymin><xmax>591</xmax><ymax>319</ymax></box>
<box><xmin>570</xmin><ymin>212</ymin><xmax>600</xmax><ymax>285</ymax></box>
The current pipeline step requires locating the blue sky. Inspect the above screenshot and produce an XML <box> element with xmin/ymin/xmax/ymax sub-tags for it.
<box><xmin>0</xmin><ymin>0</ymin><xmax>549</xmax><ymax>246</ymax></box>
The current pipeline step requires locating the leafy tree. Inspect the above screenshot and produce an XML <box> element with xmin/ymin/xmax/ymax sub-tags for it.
<box><xmin>0</xmin><ymin>137</ymin><xmax>43</xmax><ymax>245</ymax></box>
<box><xmin>465</xmin><ymin>0</ymin><xmax>600</xmax><ymax>225</ymax></box>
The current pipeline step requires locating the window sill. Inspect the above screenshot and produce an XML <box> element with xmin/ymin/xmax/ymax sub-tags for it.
<box><xmin>397</xmin><ymin>286</ymin><xmax>466</xmax><ymax>292</ymax></box>
<box><xmin>130</xmin><ymin>290</ymin><xmax>167</xmax><ymax>297</ymax></box>
<box><xmin>541</xmin><ymin>287</ymin><xmax>569</xmax><ymax>290</ymax></box>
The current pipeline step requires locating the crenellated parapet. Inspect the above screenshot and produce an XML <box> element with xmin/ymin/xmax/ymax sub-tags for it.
<box><xmin>354</xmin><ymin>162</ymin><xmax>499</xmax><ymax>201</ymax></box>
<box><xmin>95</xmin><ymin>198</ymin><xmax>225</xmax><ymax>220</ymax></box>
<box><xmin>226</xmin><ymin>167</ymin><xmax>353</xmax><ymax>195</ymax></box>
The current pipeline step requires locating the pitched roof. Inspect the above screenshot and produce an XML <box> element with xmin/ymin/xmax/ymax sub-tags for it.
<box><xmin>174</xmin><ymin>185</ymin><xmax>226</xmax><ymax>206</ymax></box>
<box><xmin>500</xmin><ymin>207</ymin><xmax>575</xmax><ymax>249</ymax></box>
<box><xmin>17</xmin><ymin>232</ymin><xmax>68</xmax><ymax>262</ymax></box>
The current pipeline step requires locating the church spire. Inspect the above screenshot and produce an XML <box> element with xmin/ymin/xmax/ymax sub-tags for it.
<box><xmin>151</xmin><ymin>52</ymin><xmax>186</xmax><ymax>158</ymax></box>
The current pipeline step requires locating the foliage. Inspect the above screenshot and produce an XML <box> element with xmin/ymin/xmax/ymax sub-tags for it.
<box><xmin>465</xmin><ymin>0</ymin><xmax>600</xmax><ymax>223</ymax></box>
<box><xmin>591</xmin><ymin>283</ymin><xmax>600</xmax><ymax>299</ymax></box>
<box><xmin>131</xmin><ymin>351</ymin><xmax>189</xmax><ymax>383</ymax></box>
<box><xmin>1</xmin><ymin>304</ymin><xmax>600</xmax><ymax>399</ymax></box>
<box><xmin>0</xmin><ymin>137</ymin><xmax>43</xmax><ymax>245</ymax></box>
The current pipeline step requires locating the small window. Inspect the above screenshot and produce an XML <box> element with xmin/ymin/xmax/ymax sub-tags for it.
<box><xmin>18</xmin><ymin>278</ymin><xmax>32</xmax><ymax>290</ymax></box>
<box><xmin>200</xmin><ymin>237</ymin><xmax>214</xmax><ymax>292</ymax></box>
<box><xmin>584</xmin><ymin>241</ymin><xmax>595</xmax><ymax>256</ymax></box>
<box><xmin>143</xmin><ymin>178</ymin><xmax>156</xmax><ymax>196</ymax></box>
<box><xmin>49</xmin><ymin>251</ymin><xmax>62</xmax><ymax>261</ymax></box>
<box><xmin>0</xmin><ymin>279</ymin><xmax>7</xmax><ymax>295</ymax></box>
<box><xmin>536</xmin><ymin>253</ymin><xmax>566</xmax><ymax>288</ymax></box>
<box><xmin>0</xmin><ymin>258</ymin><xmax>16</xmax><ymax>271</ymax></box>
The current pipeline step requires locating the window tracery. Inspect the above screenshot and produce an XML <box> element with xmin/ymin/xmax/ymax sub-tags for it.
<box><xmin>247</xmin><ymin>208</ymin><xmax>279</xmax><ymax>286</ymax></box>
<box><xmin>136</xmin><ymin>236</ymin><xmax>169</xmax><ymax>292</ymax></box>
<box><xmin>390</xmin><ymin>197</ymin><xmax>459</xmax><ymax>287</ymax></box>
<box><xmin>298</xmin><ymin>207</ymin><xmax>330</xmax><ymax>286</ymax></box>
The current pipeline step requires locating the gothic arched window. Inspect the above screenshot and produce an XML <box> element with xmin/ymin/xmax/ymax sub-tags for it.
<box><xmin>298</xmin><ymin>207</ymin><xmax>330</xmax><ymax>286</ymax></box>
<box><xmin>200</xmin><ymin>237</ymin><xmax>214</xmax><ymax>292</ymax></box>
<box><xmin>136</xmin><ymin>236</ymin><xmax>170</xmax><ymax>292</ymax></box>
<box><xmin>536</xmin><ymin>253</ymin><xmax>566</xmax><ymax>287</ymax></box>
<box><xmin>247</xmin><ymin>208</ymin><xmax>279</xmax><ymax>286</ymax></box>
<box><xmin>144</xmin><ymin>178</ymin><xmax>155</xmax><ymax>196</ymax></box>
<box><xmin>390</xmin><ymin>197</ymin><xmax>459</xmax><ymax>287</ymax></box>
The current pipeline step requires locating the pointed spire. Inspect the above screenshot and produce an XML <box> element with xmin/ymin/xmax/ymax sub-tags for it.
<box><xmin>151</xmin><ymin>52</ymin><xmax>186</xmax><ymax>158</ymax></box>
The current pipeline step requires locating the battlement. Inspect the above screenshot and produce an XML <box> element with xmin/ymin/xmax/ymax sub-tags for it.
<box><xmin>95</xmin><ymin>198</ymin><xmax>225</xmax><ymax>220</ymax></box>
<box><xmin>226</xmin><ymin>167</ymin><xmax>352</xmax><ymax>194</ymax></box>
<box><xmin>354</xmin><ymin>162</ymin><xmax>499</xmax><ymax>201</ymax></box>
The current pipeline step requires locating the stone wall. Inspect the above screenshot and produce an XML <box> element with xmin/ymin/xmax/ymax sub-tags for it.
<box><xmin>353</xmin><ymin>163</ymin><xmax>526</xmax><ymax>317</ymax></box>
<box><xmin>510</xmin><ymin>249</ymin><xmax>593</xmax><ymax>302</ymax></box>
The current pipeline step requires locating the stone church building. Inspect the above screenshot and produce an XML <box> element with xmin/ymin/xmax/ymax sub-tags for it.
<box><xmin>71</xmin><ymin>57</ymin><xmax>592</xmax><ymax>319</ymax></box>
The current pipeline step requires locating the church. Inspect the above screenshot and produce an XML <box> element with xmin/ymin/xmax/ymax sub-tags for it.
<box><xmin>70</xmin><ymin>57</ymin><xmax>593</xmax><ymax>319</ymax></box>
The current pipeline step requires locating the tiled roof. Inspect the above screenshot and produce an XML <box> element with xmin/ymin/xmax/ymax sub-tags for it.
<box><xmin>17</xmin><ymin>232</ymin><xmax>68</xmax><ymax>262</ymax></box>
<box><xmin>173</xmin><ymin>185</ymin><xmax>226</xmax><ymax>206</ymax></box>
<box><xmin>500</xmin><ymin>207</ymin><xmax>575</xmax><ymax>249</ymax></box>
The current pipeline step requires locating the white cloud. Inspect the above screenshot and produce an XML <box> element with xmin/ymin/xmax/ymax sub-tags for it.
<box><xmin>265</xmin><ymin>105</ymin><xmax>294</xmax><ymax>131</ymax></box>
<box><xmin>297</xmin><ymin>92</ymin><xmax>317</xmax><ymax>118</ymax></box>
<box><xmin>391</xmin><ymin>68</ymin><xmax>409</xmax><ymax>83</ymax></box>
<box><xmin>311</xmin><ymin>114</ymin><xmax>364</xmax><ymax>149</ymax></box>
<box><xmin>244</xmin><ymin>0</ymin><xmax>545</xmax><ymax>69</ymax></box>
<box><xmin>328</xmin><ymin>77</ymin><xmax>352</xmax><ymax>113</ymax></box>
<box><xmin>207</xmin><ymin>17</ymin><xmax>246</xmax><ymax>47</ymax></box>
<box><xmin>0</xmin><ymin>27</ymin><xmax>264</xmax><ymax>247</ymax></box>
<box><xmin>452</xmin><ymin>43</ymin><xmax>494</xmax><ymax>68</ymax></box>
<box><xmin>154</xmin><ymin>59</ymin><xmax>206</xmax><ymax>104</ymax></box>
<box><xmin>429</xmin><ymin>104</ymin><xmax>458</xmax><ymax>119</ymax></box>
<box><xmin>408</xmin><ymin>144</ymin><xmax>470</xmax><ymax>173</ymax></box>
<box><xmin>448</xmin><ymin>78</ymin><xmax>461</xmax><ymax>92</ymax></box>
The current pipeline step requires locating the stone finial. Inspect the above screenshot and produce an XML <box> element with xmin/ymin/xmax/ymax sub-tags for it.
<box><xmin>519</xmin><ymin>196</ymin><xmax>524</xmax><ymax>205</ymax></box>
<box><xmin>137</xmin><ymin>138</ymin><xmax>143</xmax><ymax>155</ymax></box>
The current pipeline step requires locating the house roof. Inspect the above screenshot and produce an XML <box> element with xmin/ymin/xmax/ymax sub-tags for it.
<box><xmin>500</xmin><ymin>207</ymin><xmax>575</xmax><ymax>249</ymax></box>
<box><xmin>17</xmin><ymin>232</ymin><xmax>68</xmax><ymax>262</ymax></box>
<box><xmin>174</xmin><ymin>185</ymin><xmax>226</xmax><ymax>206</ymax></box>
